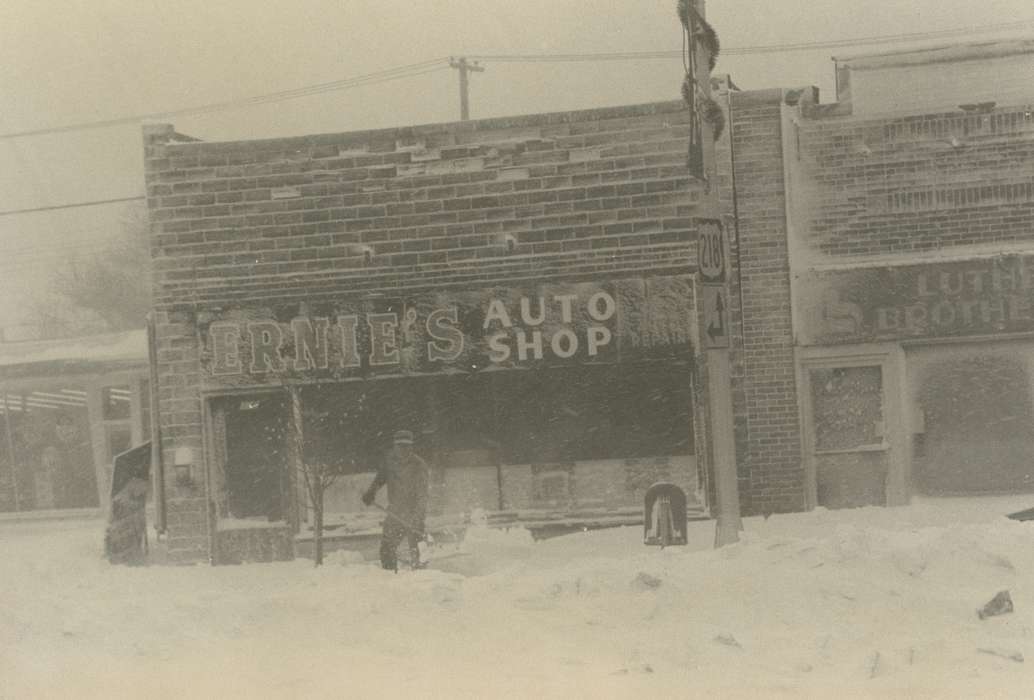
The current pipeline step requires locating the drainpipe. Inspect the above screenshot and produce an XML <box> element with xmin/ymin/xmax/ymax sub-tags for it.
<box><xmin>146</xmin><ymin>313</ymin><xmax>167</xmax><ymax>534</ymax></box>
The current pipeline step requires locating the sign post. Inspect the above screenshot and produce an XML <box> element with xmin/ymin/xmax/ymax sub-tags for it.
<box><xmin>684</xmin><ymin>0</ymin><xmax>742</xmax><ymax>547</ymax></box>
<box><xmin>697</xmin><ymin>216</ymin><xmax>742</xmax><ymax>547</ymax></box>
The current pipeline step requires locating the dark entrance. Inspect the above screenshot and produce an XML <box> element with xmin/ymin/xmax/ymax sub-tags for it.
<box><xmin>218</xmin><ymin>393</ymin><xmax>291</xmax><ymax>521</ymax></box>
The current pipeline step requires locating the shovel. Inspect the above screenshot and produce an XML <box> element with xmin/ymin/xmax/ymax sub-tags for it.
<box><xmin>370</xmin><ymin>502</ymin><xmax>434</xmax><ymax>566</ymax></box>
<box><xmin>369</xmin><ymin>503</ymin><xmax>468</xmax><ymax>567</ymax></box>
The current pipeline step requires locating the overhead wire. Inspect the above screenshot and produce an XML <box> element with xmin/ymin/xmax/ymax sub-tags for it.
<box><xmin>2</xmin><ymin>18</ymin><xmax>1033</xmax><ymax>235</ymax></box>
<box><xmin>0</xmin><ymin>58</ymin><xmax>451</xmax><ymax>140</ymax></box>
<box><xmin>0</xmin><ymin>196</ymin><xmax>144</xmax><ymax>218</ymax></box>
<box><xmin>469</xmin><ymin>19</ymin><xmax>1034</xmax><ymax>62</ymax></box>
<box><xmin>4</xmin><ymin>20</ymin><xmax>1032</xmax><ymax>142</ymax></box>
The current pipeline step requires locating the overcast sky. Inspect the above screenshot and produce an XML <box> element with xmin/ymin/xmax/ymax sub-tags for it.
<box><xmin>2</xmin><ymin>1</ymin><xmax>1033</xmax><ymax>332</ymax></box>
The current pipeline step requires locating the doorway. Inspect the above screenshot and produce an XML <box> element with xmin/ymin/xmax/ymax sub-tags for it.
<box><xmin>212</xmin><ymin>393</ymin><xmax>291</xmax><ymax>522</ymax></box>
<box><xmin>800</xmin><ymin>349</ymin><xmax>907</xmax><ymax>509</ymax></box>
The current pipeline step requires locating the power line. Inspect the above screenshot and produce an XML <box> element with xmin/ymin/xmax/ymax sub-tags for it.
<box><xmin>0</xmin><ymin>196</ymin><xmax>144</xmax><ymax>217</ymax></box>
<box><xmin>4</xmin><ymin>20</ymin><xmax>1032</xmax><ymax>144</ymax></box>
<box><xmin>470</xmin><ymin>19</ymin><xmax>1034</xmax><ymax>62</ymax></box>
<box><xmin>3</xmin><ymin>19</ymin><xmax>1033</xmax><ymax>222</ymax></box>
<box><xmin>0</xmin><ymin>58</ymin><xmax>451</xmax><ymax>141</ymax></box>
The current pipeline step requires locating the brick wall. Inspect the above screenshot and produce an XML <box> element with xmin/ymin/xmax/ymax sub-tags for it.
<box><xmin>721</xmin><ymin>89</ymin><xmax>804</xmax><ymax>515</ymax></box>
<box><xmin>144</xmin><ymin>102</ymin><xmax>706</xmax><ymax>309</ymax></box>
<box><xmin>796</xmin><ymin>104</ymin><xmax>1034</xmax><ymax>261</ymax></box>
<box><xmin>143</xmin><ymin>102</ymin><xmax>717</xmax><ymax>562</ymax></box>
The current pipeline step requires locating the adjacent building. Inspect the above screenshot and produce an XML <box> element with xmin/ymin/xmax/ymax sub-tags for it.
<box><xmin>0</xmin><ymin>330</ymin><xmax>151</xmax><ymax>517</ymax></box>
<box><xmin>786</xmin><ymin>39</ymin><xmax>1034</xmax><ymax>508</ymax></box>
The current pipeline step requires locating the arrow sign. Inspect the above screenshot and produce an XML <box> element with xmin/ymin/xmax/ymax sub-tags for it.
<box><xmin>707</xmin><ymin>289</ymin><xmax>725</xmax><ymax>340</ymax></box>
<box><xmin>702</xmin><ymin>286</ymin><xmax>729</xmax><ymax>348</ymax></box>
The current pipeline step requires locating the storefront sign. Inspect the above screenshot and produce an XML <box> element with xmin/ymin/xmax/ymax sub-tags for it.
<box><xmin>799</xmin><ymin>255</ymin><xmax>1034</xmax><ymax>345</ymax></box>
<box><xmin>200</xmin><ymin>276</ymin><xmax>695</xmax><ymax>382</ymax></box>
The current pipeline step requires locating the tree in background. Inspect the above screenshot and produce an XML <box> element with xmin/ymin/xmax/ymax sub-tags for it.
<box><xmin>52</xmin><ymin>203</ymin><xmax>152</xmax><ymax>333</ymax></box>
<box><xmin>25</xmin><ymin>203</ymin><xmax>152</xmax><ymax>340</ymax></box>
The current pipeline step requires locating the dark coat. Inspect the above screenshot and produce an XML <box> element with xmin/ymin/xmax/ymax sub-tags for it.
<box><xmin>365</xmin><ymin>447</ymin><xmax>429</xmax><ymax>525</ymax></box>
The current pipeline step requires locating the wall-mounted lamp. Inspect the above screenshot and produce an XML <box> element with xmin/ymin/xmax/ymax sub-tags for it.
<box><xmin>359</xmin><ymin>245</ymin><xmax>374</xmax><ymax>265</ymax></box>
<box><xmin>174</xmin><ymin>447</ymin><xmax>194</xmax><ymax>486</ymax></box>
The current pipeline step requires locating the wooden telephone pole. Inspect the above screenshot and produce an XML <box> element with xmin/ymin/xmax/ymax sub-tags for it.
<box><xmin>449</xmin><ymin>57</ymin><xmax>485</xmax><ymax>121</ymax></box>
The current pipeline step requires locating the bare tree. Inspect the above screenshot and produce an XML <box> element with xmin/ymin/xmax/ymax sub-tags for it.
<box><xmin>289</xmin><ymin>388</ymin><xmax>343</xmax><ymax>566</ymax></box>
<box><xmin>46</xmin><ymin>203</ymin><xmax>152</xmax><ymax>336</ymax></box>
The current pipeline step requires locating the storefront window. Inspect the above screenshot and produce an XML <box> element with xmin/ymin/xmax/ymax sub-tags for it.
<box><xmin>287</xmin><ymin>362</ymin><xmax>694</xmax><ymax>520</ymax></box>
<box><xmin>0</xmin><ymin>386</ymin><xmax>96</xmax><ymax>511</ymax></box>
<box><xmin>910</xmin><ymin>346</ymin><xmax>1034</xmax><ymax>495</ymax></box>
<box><xmin>107</xmin><ymin>425</ymin><xmax>133</xmax><ymax>463</ymax></box>
<box><xmin>809</xmin><ymin>366</ymin><xmax>884</xmax><ymax>450</ymax></box>
<box><xmin>102</xmin><ymin>385</ymin><xmax>132</xmax><ymax>421</ymax></box>
<box><xmin>495</xmin><ymin>364</ymin><xmax>693</xmax><ymax>464</ymax></box>
<box><xmin>301</xmin><ymin>379</ymin><xmax>430</xmax><ymax>476</ymax></box>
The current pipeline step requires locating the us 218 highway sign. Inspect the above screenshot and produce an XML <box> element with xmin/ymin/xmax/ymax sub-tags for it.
<box><xmin>696</xmin><ymin>218</ymin><xmax>727</xmax><ymax>285</ymax></box>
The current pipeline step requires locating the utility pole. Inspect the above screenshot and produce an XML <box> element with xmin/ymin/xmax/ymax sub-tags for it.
<box><xmin>682</xmin><ymin>0</ymin><xmax>743</xmax><ymax>547</ymax></box>
<box><xmin>449</xmin><ymin>57</ymin><xmax>485</xmax><ymax>121</ymax></box>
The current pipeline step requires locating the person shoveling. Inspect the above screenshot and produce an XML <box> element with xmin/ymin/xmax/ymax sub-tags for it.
<box><xmin>362</xmin><ymin>430</ymin><xmax>431</xmax><ymax>571</ymax></box>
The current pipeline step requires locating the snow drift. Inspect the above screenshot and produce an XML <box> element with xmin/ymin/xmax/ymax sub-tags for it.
<box><xmin>2</xmin><ymin>496</ymin><xmax>1034</xmax><ymax>699</ymax></box>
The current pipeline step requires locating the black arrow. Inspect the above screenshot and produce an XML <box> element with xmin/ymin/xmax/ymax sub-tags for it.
<box><xmin>707</xmin><ymin>290</ymin><xmax>725</xmax><ymax>340</ymax></box>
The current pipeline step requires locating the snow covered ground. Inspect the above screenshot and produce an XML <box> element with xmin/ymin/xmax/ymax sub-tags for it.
<box><xmin>4</xmin><ymin>496</ymin><xmax>1034</xmax><ymax>699</ymax></box>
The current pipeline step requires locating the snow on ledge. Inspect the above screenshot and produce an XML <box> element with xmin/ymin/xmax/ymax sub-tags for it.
<box><xmin>0</xmin><ymin>329</ymin><xmax>147</xmax><ymax>369</ymax></box>
<box><xmin>216</xmin><ymin>518</ymin><xmax>289</xmax><ymax>531</ymax></box>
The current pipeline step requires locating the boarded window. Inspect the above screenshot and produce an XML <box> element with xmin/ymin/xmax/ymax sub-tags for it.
<box><xmin>910</xmin><ymin>346</ymin><xmax>1034</xmax><ymax>495</ymax></box>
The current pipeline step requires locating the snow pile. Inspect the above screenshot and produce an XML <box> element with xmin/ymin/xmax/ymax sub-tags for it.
<box><xmin>3</xmin><ymin>498</ymin><xmax>1034</xmax><ymax>698</ymax></box>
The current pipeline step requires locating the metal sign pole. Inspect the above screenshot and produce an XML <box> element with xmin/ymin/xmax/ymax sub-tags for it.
<box><xmin>690</xmin><ymin>0</ymin><xmax>743</xmax><ymax>547</ymax></box>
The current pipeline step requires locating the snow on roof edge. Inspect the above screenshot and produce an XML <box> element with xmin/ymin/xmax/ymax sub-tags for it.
<box><xmin>0</xmin><ymin>329</ymin><xmax>148</xmax><ymax>369</ymax></box>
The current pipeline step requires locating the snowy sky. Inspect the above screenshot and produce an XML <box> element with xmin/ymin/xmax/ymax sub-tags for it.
<box><xmin>1</xmin><ymin>0</ymin><xmax>1033</xmax><ymax>330</ymax></box>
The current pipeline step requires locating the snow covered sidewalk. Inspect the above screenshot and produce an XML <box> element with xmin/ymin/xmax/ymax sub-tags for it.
<box><xmin>3</xmin><ymin>496</ymin><xmax>1034</xmax><ymax>699</ymax></box>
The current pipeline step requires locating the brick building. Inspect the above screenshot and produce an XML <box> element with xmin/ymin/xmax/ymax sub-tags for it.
<box><xmin>143</xmin><ymin>102</ymin><xmax>733</xmax><ymax>564</ymax></box>
<box><xmin>0</xmin><ymin>331</ymin><xmax>151</xmax><ymax>518</ymax></box>
<box><xmin>143</xmin><ymin>40</ymin><xmax>1034</xmax><ymax>564</ymax></box>
<box><xmin>788</xmin><ymin>40</ymin><xmax>1034</xmax><ymax>508</ymax></box>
